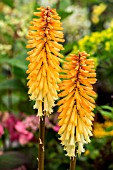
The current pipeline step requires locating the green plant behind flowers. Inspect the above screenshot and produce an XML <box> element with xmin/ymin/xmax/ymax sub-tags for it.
<box><xmin>73</xmin><ymin>26</ymin><xmax>113</xmax><ymax>92</ymax></box>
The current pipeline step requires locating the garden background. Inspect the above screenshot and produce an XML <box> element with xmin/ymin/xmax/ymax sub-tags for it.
<box><xmin>0</xmin><ymin>0</ymin><xmax>113</xmax><ymax>169</ymax></box>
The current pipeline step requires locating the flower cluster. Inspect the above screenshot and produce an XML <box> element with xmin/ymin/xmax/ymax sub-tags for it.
<box><xmin>4</xmin><ymin>113</ymin><xmax>39</xmax><ymax>145</ymax></box>
<box><xmin>5</xmin><ymin>114</ymin><xmax>20</xmax><ymax>142</ymax></box>
<box><xmin>0</xmin><ymin>112</ymin><xmax>59</xmax><ymax>145</ymax></box>
<box><xmin>26</xmin><ymin>6</ymin><xmax>64</xmax><ymax>116</ymax></box>
<box><xmin>73</xmin><ymin>26</ymin><xmax>113</xmax><ymax>56</ymax></box>
<box><xmin>93</xmin><ymin>121</ymin><xmax>113</xmax><ymax>138</ymax></box>
<box><xmin>15</xmin><ymin>115</ymin><xmax>39</xmax><ymax>145</ymax></box>
<box><xmin>58</xmin><ymin>51</ymin><xmax>97</xmax><ymax>157</ymax></box>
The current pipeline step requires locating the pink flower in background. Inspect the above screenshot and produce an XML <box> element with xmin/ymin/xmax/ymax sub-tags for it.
<box><xmin>1</xmin><ymin>112</ymin><xmax>59</xmax><ymax>145</ymax></box>
<box><xmin>53</xmin><ymin>125</ymin><xmax>60</xmax><ymax>132</ymax></box>
<box><xmin>4</xmin><ymin>114</ymin><xmax>19</xmax><ymax>141</ymax></box>
<box><xmin>23</xmin><ymin>115</ymin><xmax>39</xmax><ymax>132</ymax></box>
<box><xmin>0</xmin><ymin>124</ymin><xmax>4</xmax><ymax>137</ymax></box>
<box><xmin>15</xmin><ymin>115</ymin><xmax>39</xmax><ymax>145</ymax></box>
<box><xmin>15</xmin><ymin>121</ymin><xmax>28</xmax><ymax>134</ymax></box>
<box><xmin>15</xmin><ymin>121</ymin><xmax>33</xmax><ymax>145</ymax></box>
<box><xmin>19</xmin><ymin>132</ymin><xmax>33</xmax><ymax>145</ymax></box>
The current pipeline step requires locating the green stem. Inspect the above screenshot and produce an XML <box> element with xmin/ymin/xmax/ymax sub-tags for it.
<box><xmin>56</xmin><ymin>0</ymin><xmax>60</xmax><ymax>10</ymax></box>
<box><xmin>38</xmin><ymin>111</ymin><xmax>45</xmax><ymax>170</ymax></box>
<box><xmin>71</xmin><ymin>0</ymin><xmax>82</xmax><ymax>6</ymax></box>
<box><xmin>70</xmin><ymin>157</ymin><xmax>76</xmax><ymax>170</ymax></box>
<box><xmin>71</xmin><ymin>0</ymin><xmax>75</xmax><ymax>4</ymax></box>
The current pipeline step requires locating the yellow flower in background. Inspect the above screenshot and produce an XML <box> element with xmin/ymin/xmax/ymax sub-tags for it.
<box><xmin>93</xmin><ymin>121</ymin><xmax>113</xmax><ymax>138</ymax></box>
<box><xmin>91</xmin><ymin>3</ymin><xmax>107</xmax><ymax>24</ymax></box>
<box><xmin>93</xmin><ymin>3</ymin><xmax>107</xmax><ymax>16</ymax></box>
<box><xmin>58</xmin><ymin>51</ymin><xmax>97</xmax><ymax>157</ymax></box>
<box><xmin>26</xmin><ymin>7</ymin><xmax>64</xmax><ymax>117</ymax></box>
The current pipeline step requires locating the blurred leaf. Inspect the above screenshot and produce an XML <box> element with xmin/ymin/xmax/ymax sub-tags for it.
<box><xmin>97</xmin><ymin>105</ymin><xmax>113</xmax><ymax>119</ymax></box>
<box><xmin>0</xmin><ymin>146</ymin><xmax>38</xmax><ymax>170</ymax></box>
<box><xmin>0</xmin><ymin>56</ymin><xmax>9</xmax><ymax>64</ymax></box>
<box><xmin>105</xmin><ymin>126</ymin><xmax>113</xmax><ymax>132</ymax></box>
<box><xmin>7</xmin><ymin>58</ymin><xmax>28</xmax><ymax>70</ymax></box>
<box><xmin>101</xmin><ymin>105</ymin><xmax>113</xmax><ymax>112</ymax></box>
<box><xmin>58</xmin><ymin>10</ymin><xmax>72</xmax><ymax>20</ymax></box>
<box><xmin>1</xmin><ymin>93</ymin><xmax>22</xmax><ymax>109</ymax></box>
<box><xmin>0</xmin><ymin>78</ymin><xmax>25</xmax><ymax>91</ymax></box>
<box><xmin>0</xmin><ymin>57</ymin><xmax>28</xmax><ymax>71</ymax></box>
<box><xmin>13</xmin><ymin>66</ymin><xmax>27</xmax><ymax>78</ymax></box>
<box><xmin>90</xmin><ymin>150</ymin><xmax>100</xmax><ymax>160</ymax></box>
<box><xmin>19</xmin><ymin>146</ymin><xmax>37</xmax><ymax>170</ymax></box>
<box><xmin>0</xmin><ymin>151</ymin><xmax>27</xmax><ymax>170</ymax></box>
<box><xmin>2</xmin><ymin>0</ymin><xmax>14</xmax><ymax>8</ymax></box>
<box><xmin>63</xmin><ymin>42</ymin><xmax>76</xmax><ymax>55</ymax></box>
<box><xmin>18</xmin><ymin>100</ymin><xmax>35</xmax><ymax>114</ymax></box>
<box><xmin>2</xmin><ymin>95</ymin><xmax>11</xmax><ymax>109</ymax></box>
<box><xmin>99</xmin><ymin>110</ymin><xmax>113</xmax><ymax>119</ymax></box>
<box><xmin>60</xmin><ymin>0</ymin><xmax>71</xmax><ymax>9</ymax></box>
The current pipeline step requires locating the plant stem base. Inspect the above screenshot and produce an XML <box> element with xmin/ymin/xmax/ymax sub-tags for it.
<box><xmin>38</xmin><ymin>115</ymin><xmax>45</xmax><ymax>170</ymax></box>
<box><xmin>70</xmin><ymin>157</ymin><xmax>76</xmax><ymax>170</ymax></box>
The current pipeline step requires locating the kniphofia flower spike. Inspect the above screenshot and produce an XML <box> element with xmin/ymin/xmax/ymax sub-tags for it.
<box><xmin>26</xmin><ymin>7</ymin><xmax>64</xmax><ymax>116</ymax></box>
<box><xmin>58</xmin><ymin>51</ymin><xmax>97</xmax><ymax>157</ymax></box>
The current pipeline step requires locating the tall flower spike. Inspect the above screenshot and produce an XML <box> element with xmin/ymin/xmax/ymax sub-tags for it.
<box><xmin>58</xmin><ymin>51</ymin><xmax>97</xmax><ymax>157</ymax></box>
<box><xmin>26</xmin><ymin>7</ymin><xmax>64</xmax><ymax>116</ymax></box>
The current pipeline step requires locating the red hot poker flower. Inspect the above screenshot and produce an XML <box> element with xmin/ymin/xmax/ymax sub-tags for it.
<box><xmin>58</xmin><ymin>51</ymin><xmax>97</xmax><ymax>157</ymax></box>
<box><xmin>26</xmin><ymin>7</ymin><xmax>64</xmax><ymax>116</ymax></box>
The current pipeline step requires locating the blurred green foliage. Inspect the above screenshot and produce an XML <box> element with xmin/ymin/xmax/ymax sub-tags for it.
<box><xmin>0</xmin><ymin>0</ymin><xmax>113</xmax><ymax>169</ymax></box>
<box><xmin>73</xmin><ymin>27</ymin><xmax>113</xmax><ymax>92</ymax></box>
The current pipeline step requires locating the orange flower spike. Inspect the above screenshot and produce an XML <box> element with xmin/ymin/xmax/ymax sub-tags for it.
<box><xmin>26</xmin><ymin>7</ymin><xmax>64</xmax><ymax>117</ymax></box>
<box><xmin>58</xmin><ymin>51</ymin><xmax>97</xmax><ymax>157</ymax></box>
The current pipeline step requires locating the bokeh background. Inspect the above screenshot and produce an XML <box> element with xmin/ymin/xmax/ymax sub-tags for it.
<box><xmin>0</xmin><ymin>0</ymin><xmax>113</xmax><ymax>169</ymax></box>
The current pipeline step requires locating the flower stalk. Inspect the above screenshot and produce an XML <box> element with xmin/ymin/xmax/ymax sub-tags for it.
<box><xmin>56</xmin><ymin>0</ymin><xmax>60</xmax><ymax>10</ymax></box>
<box><xmin>38</xmin><ymin>106</ymin><xmax>45</xmax><ymax>170</ymax></box>
<box><xmin>70</xmin><ymin>157</ymin><xmax>76</xmax><ymax>170</ymax></box>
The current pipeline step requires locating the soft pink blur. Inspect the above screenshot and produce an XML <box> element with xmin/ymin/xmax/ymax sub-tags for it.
<box><xmin>4</xmin><ymin>114</ymin><xmax>20</xmax><ymax>141</ymax></box>
<box><xmin>0</xmin><ymin>123</ymin><xmax>4</xmax><ymax>137</ymax></box>
<box><xmin>52</xmin><ymin>125</ymin><xmax>60</xmax><ymax>132</ymax></box>
<box><xmin>15</xmin><ymin>116</ymin><xmax>39</xmax><ymax>145</ymax></box>
<box><xmin>15</xmin><ymin>121</ymin><xmax>33</xmax><ymax>145</ymax></box>
<box><xmin>23</xmin><ymin>115</ymin><xmax>39</xmax><ymax>132</ymax></box>
<box><xmin>0</xmin><ymin>112</ymin><xmax>59</xmax><ymax>146</ymax></box>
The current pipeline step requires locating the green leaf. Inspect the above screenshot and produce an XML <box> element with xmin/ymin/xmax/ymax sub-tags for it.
<box><xmin>105</xmin><ymin>126</ymin><xmax>113</xmax><ymax>132</ymax></box>
<box><xmin>0</xmin><ymin>78</ymin><xmax>25</xmax><ymax>91</ymax></box>
<box><xmin>0</xmin><ymin>151</ymin><xmax>27</xmax><ymax>170</ymax></box>
<box><xmin>18</xmin><ymin>146</ymin><xmax>37</xmax><ymax>170</ymax></box>
<box><xmin>99</xmin><ymin>110</ymin><xmax>113</xmax><ymax>119</ymax></box>
<box><xmin>0</xmin><ymin>56</ymin><xmax>28</xmax><ymax>71</ymax></box>
<box><xmin>63</xmin><ymin>42</ymin><xmax>76</xmax><ymax>55</ymax></box>
<box><xmin>58</xmin><ymin>10</ymin><xmax>72</xmax><ymax>20</ymax></box>
<box><xmin>7</xmin><ymin>58</ymin><xmax>28</xmax><ymax>70</ymax></box>
<box><xmin>97</xmin><ymin>105</ymin><xmax>113</xmax><ymax>119</ymax></box>
<box><xmin>2</xmin><ymin>0</ymin><xmax>14</xmax><ymax>8</ymax></box>
<box><xmin>1</xmin><ymin>93</ymin><xmax>21</xmax><ymax>109</ymax></box>
<box><xmin>101</xmin><ymin>105</ymin><xmax>113</xmax><ymax>112</ymax></box>
<box><xmin>0</xmin><ymin>56</ymin><xmax>9</xmax><ymax>64</ymax></box>
<box><xmin>13</xmin><ymin>66</ymin><xmax>27</xmax><ymax>78</ymax></box>
<box><xmin>60</xmin><ymin>0</ymin><xmax>71</xmax><ymax>9</ymax></box>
